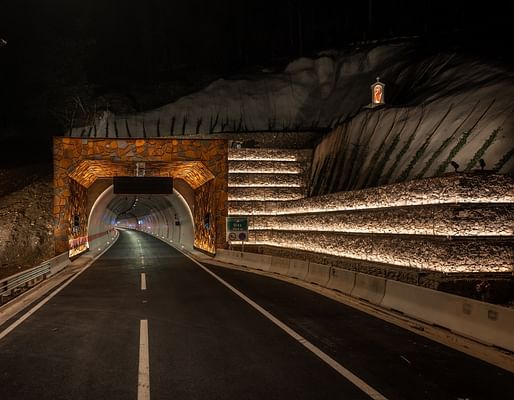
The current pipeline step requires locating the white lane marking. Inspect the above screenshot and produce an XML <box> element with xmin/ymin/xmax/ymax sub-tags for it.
<box><xmin>180</xmin><ymin>251</ymin><xmax>388</xmax><ymax>400</ymax></box>
<box><xmin>138</xmin><ymin>319</ymin><xmax>150</xmax><ymax>400</ymax></box>
<box><xmin>0</xmin><ymin>244</ymin><xmax>115</xmax><ymax>342</ymax></box>
<box><xmin>141</xmin><ymin>273</ymin><xmax>147</xmax><ymax>291</ymax></box>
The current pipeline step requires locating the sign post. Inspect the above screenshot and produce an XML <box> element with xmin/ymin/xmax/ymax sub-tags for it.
<box><xmin>226</xmin><ymin>217</ymin><xmax>249</xmax><ymax>252</ymax></box>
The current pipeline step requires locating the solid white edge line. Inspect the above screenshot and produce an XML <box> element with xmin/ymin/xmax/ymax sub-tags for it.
<box><xmin>179</xmin><ymin>250</ymin><xmax>388</xmax><ymax>400</ymax></box>
<box><xmin>138</xmin><ymin>319</ymin><xmax>150</xmax><ymax>400</ymax></box>
<box><xmin>141</xmin><ymin>273</ymin><xmax>147</xmax><ymax>291</ymax></box>
<box><xmin>0</xmin><ymin>236</ymin><xmax>119</xmax><ymax>342</ymax></box>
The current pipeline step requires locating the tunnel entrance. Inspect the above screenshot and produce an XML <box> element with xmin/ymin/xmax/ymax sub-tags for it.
<box><xmin>53</xmin><ymin>138</ymin><xmax>228</xmax><ymax>257</ymax></box>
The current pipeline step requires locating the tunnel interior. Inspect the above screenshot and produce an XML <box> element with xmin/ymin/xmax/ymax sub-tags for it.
<box><xmin>87</xmin><ymin>183</ymin><xmax>195</xmax><ymax>253</ymax></box>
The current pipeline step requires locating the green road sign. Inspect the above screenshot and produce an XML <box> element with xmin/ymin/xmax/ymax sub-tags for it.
<box><xmin>226</xmin><ymin>217</ymin><xmax>249</xmax><ymax>241</ymax></box>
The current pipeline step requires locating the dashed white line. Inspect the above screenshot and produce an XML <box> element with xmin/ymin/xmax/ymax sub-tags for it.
<box><xmin>141</xmin><ymin>273</ymin><xmax>147</xmax><ymax>291</ymax></box>
<box><xmin>138</xmin><ymin>319</ymin><xmax>150</xmax><ymax>400</ymax></box>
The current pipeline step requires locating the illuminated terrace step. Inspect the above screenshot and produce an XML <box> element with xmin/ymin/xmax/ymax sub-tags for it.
<box><xmin>228</xmin><ymin>187</ymin><xmax>306</xmax><ymax>201</ymax></box>
<box><xmin>240</xmin><ymin>203</ymin><xmax>514</xmax><ymax>236</ymax></box>
<box><xmin>243</xmin><ymin>230</ymin><xmax>513</xmax><ymax>273</ymax></box>
<box><xmin>228</xmin><ymin>173</ymin><xmax>304</xmax><ymax>188</ymax></box>
<box><xmin>229</xmin><ymin>174</ymin><xmax>514</xmax><ymax>215</ymax></box>
<box><xmin>228</xmin><ymin>148</ymin><xmax>312</xmax><ymax>162</ymax></box>
<box><xmin>228</xmin><ymin>160</ymin><xmax>305</xmax><ymax>174</ymax></box>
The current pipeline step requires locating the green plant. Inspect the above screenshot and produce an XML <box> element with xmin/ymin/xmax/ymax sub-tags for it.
<box><xmin>465</xmin><ymin>127</ymin><xmax>501</xmax><ymax>171</ymax></box>
<box><xmin>494</xmin><ymin>146</ymin><xmax>514</xmax><ymax>172</ymax></box>
<box><xmin>435</xmin><ymin>130</ymin><xmax>472</xmax><ymax>175</ymax></box>
<box><xmin>382</xmin><ymin>129</ymin><xmax>415</xmax><ymax>183</ymax></box>
<box><xmin>382</xmin><ymin>107</ymin><xmax>426</xmax><ymax>183</ymax></box>
<box><xmin>361</xmin><ymin>110</ymin><xmax>397</xmax><ymax>187</ymax></box>
<box><xmin>371</xmin><ymin>134</ymin><xmax>401</xmax><ymax>186</ymax></box>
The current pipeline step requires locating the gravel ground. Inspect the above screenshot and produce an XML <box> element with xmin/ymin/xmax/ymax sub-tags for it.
<box><xmin>0</xmin><ymin>164</ymin><xmax>54</xmax><ymax>280</ymax></box>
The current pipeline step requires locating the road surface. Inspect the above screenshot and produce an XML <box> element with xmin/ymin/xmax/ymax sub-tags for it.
<box><xmin>0</xmin><ymin>229</ymin><xmax>512</xmax><ymax>399</ymax></box>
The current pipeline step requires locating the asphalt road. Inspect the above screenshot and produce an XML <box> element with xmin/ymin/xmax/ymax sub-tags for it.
<box><xmin>0</xmin><ymin>229</ymin><xmax>513</xmax><ymax>400</ymax></box>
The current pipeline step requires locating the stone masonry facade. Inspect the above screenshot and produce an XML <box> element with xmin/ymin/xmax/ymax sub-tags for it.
<box><xmin>53</xmin><ymin>138</ymin><xmax>228</xmax><ymax>255</ymax></box>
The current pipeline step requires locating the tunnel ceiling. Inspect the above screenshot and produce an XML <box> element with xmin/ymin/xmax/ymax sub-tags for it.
<box><xmin>107</xmin><ymin>194</ymin><xmax>175</xmax><ymax>220</ymax></box>
<box><xmin>69</xmin><ymin>160</ymin><xmax>214</xmax><ymax>189</ymax></box>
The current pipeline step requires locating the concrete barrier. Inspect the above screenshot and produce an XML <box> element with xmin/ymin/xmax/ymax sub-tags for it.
<box><xmin>327</xmin><ymin>267</ymin><xmax>356</xmax><ymax>295</ymax></box>
<box><xmin>240</xmin><ymin>252</ymin><xmax>272</xmax><ymax>272</ymax></box>
<box><xmin>270</xmin><ymin>256</ymin><xmax>291</xmax><ymax>275</ymax></box>
<box><xmin>287</xmin><ymin>259</ymin><xmax>309</xmax><ymax>280</ymax></box>
<box><xmin>351</xmin><ymin>273</ymin><xmax>386</xmax><ymax>305</ymax></box>
<box><xmin>214</xmin><ymin>250</ymin><xmax>272</xmax><ymax>272</ymax></box>
<box><xmin>215</xmin><ymin>249</ymin><xmax>242</xmax><ymax>264</ymax></box>
<box><xmin>212</xmin><ymin>246</ymin><xmax>514</xmax><ymax>352</ymax></box>
<box><xmin>381</xmin><ymin>279</ymin><xmax>514</xmax><ymax>352</ymax></box>
<box><xmin>305</xmin><ymin>262</ymin><xmax>331</xmax><ymax>287</ymax></box>
<box><xmin>49</xmin><ymin>252</ymin><xmax>71</xmax><ymax>276</ymax></box>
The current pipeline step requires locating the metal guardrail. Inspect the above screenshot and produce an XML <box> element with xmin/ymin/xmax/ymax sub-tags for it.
<box><xmin>0</xmin><ymin>262</ymin><xmax>51</xmax><ymax>297</ymax></box>
<box><xmin>0</xmin><ymin>253</ymin><xmax>69</xmax><ymax>304</ymax></box>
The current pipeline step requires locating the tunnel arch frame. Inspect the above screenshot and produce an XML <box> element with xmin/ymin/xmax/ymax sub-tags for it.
<box><xmin>53</xmin><ymin>137</ymin><xmax>228</xmax><ymax>256</ymax></box>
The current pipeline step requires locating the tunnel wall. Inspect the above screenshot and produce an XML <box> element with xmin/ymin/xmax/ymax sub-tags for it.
<box><xmin>133</xmin><ymin>189</ymin><xmax>195</xmax><ymax>250</ymax></box>
<box><xmin>86</xmin><ymin>185</ymin><xmax>118</xmax><ymax>254</ymax></box>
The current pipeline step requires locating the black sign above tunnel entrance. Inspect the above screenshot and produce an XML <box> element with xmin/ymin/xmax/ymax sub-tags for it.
<box><xmin>113</xmin><ymin>176</ymin><xmax>174</xmax><ymax>194</ymax></box>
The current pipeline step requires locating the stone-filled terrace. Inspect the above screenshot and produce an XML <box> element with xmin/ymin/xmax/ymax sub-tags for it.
<box><xmin>228</xmin><ymin>169</ymin><xmax>514</xmax><ymax>274</ymax></box>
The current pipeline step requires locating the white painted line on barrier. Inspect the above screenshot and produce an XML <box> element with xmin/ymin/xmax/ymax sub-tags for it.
<box><xmin>141</xmin><ymin>273</ymin><xmax>147</xmax><ymax>291</ymax></box>
<box><xmin>180</xmin><ymin>251</ymin><xmax>388</xmax><ymax>400</ymax></box>
<box><xmin>138</xmin><ymin>319</ymin><xmax>150</xmax><ymax>400</ymax></box>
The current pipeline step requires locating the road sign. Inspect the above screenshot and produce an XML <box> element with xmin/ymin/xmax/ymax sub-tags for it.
<box><xmin>226</xmin><ymin>217</ymin><xmax>248</xmax><ymax>242</ymax></box>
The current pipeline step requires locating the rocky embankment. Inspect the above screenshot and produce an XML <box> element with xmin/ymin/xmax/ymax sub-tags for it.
<box><xmin>0</xmin><ymin>164</ymin><xmax>54</xmax><ymax>279</ymax></box>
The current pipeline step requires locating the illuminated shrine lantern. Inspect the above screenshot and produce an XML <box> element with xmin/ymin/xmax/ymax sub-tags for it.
<box><xmin>371</xmin><ymin>77</ymin><xmax>385</xmax><ymax>106</ymax></box>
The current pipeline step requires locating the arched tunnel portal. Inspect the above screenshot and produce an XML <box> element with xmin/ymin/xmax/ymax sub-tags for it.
<box><xmin>53</xmin><ymin>138</ymin><xmax>228</xmax><ymax>257</ymax></box>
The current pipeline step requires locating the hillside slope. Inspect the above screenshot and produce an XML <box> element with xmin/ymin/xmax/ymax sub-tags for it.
<box><xmin>71</xmin><ymin>41</ymin><xmax>514</xmax><ymax>192</ymax></box>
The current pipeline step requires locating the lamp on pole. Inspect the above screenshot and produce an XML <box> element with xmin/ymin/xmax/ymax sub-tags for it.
<box><xmin>0</xmin><ymin>38</ymin><xmax>6</xmax><ymax>48</ymax></box>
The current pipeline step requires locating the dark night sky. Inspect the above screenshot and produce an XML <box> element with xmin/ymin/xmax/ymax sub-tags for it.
<box><xmin>0</xmin><ymin>1</ymin><xmax>512</xmax><ymax>162</ymax></box>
